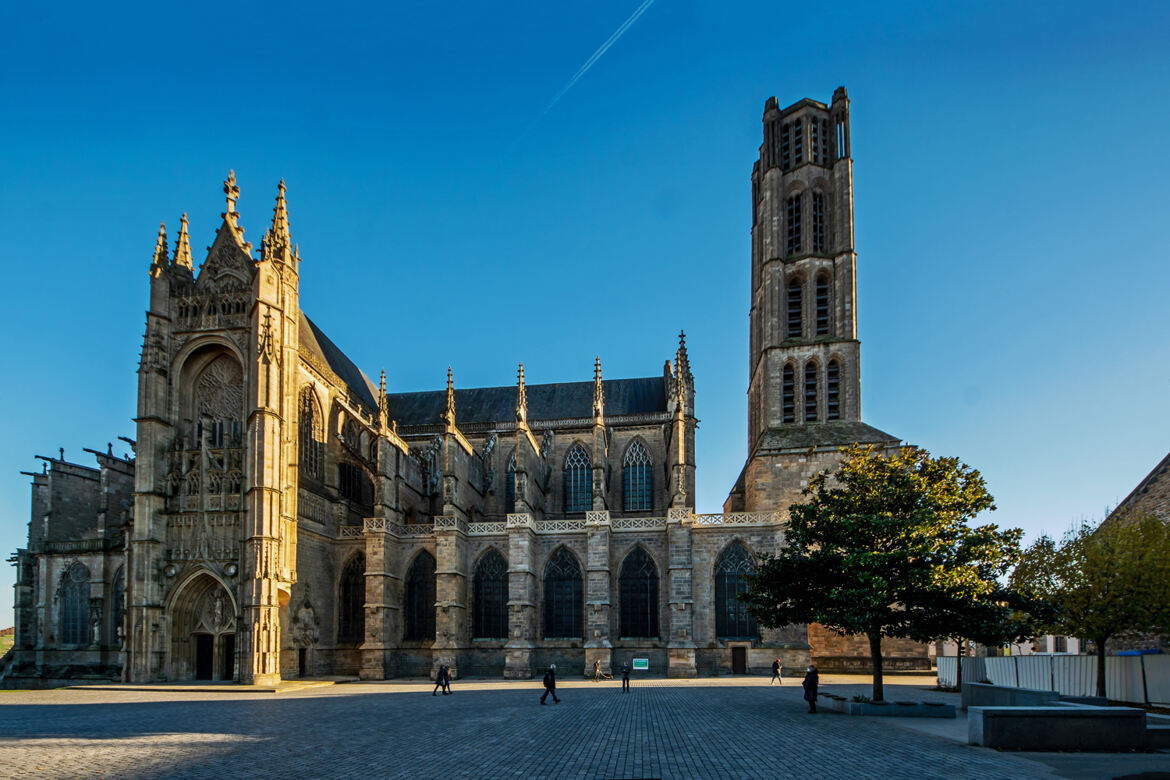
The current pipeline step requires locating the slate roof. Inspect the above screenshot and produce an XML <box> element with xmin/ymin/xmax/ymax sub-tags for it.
<box><xmin>299</xmin><ymin>313</ymin><xmax>379</xmax><ymax>410</ymax></box>
<box><xmin>387</xmin><ymin>377</ymin><xmax>669</xmax><ymax>427</ymax></box>
<box><xmin>753</xmin><ymin>421</ymin><xmax>899</xmax><ymax>454</ymax></box>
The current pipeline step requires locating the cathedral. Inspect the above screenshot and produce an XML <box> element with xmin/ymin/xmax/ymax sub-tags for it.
<box><xmin>4</xmin><ymin>88</ymin><xmax>929</xmax><ymax>686</ymax></box>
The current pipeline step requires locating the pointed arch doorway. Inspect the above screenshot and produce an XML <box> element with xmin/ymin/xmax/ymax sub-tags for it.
<box><xmin>168</xmin><ymin>571</ymin><xmax>238</xmax><ymax>681</ymax></box>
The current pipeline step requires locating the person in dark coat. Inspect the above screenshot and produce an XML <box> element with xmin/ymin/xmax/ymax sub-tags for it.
<box><xmin>802</xmin><ymin>664</ymin><xmax>819</xmax><ymax>713</ymax></box>
<box><xmin>442</xmin><ymin>664</ymin><xmax>453</xmax><ymax>695</ymax></box>
<box><xmin>540</xmin><ymin>664</ymin><xmax>560</xmax><ymax>704</ymax></box>
<box><xmin>771</xmin><ymin>659</ymin><xmax>782</xmax><ymax>685</ymax></box>
<box><xmin>433</xmin><ymin>665</ymin><xmax>448</xmax><ymax>696</ymax></box>
<box><xmin>621</xmin><ymin>663</ymin><xmax>630</xmax><ymax>693</ymax></box>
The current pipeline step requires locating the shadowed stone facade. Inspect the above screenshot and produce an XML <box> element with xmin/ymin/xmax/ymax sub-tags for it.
<box><xmin>6</xmin><ymin>88</ymin><xmax>921</xmax><ymax>685</ymax></box>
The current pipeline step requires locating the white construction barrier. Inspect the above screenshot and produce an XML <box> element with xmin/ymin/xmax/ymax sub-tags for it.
<box><xmin>937</xmin><ymin>653</ymin><xmax>1170</xmax><ymax>704</ymax></box>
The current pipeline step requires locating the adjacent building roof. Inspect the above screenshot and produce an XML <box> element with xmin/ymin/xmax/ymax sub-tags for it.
<box><xmin>387</xmin><ymin>377</ymin><xmax>668</xmax><ymax>427</ymax></box>
<box><xmin>752</xmin><ymin>421</ymin><xmax>900</xmax><ymax>454</ymax></box>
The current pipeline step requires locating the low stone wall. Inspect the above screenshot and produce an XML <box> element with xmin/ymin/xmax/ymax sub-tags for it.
<box><xmin>961</xmin><ymin>682</ymin><xmax>1059</xmax><ymax>710</ymax></box>
<box><xmin>820</xmin><ymin>693</ymin><xmax>955</xmax><ymax>717</ymax></box>
<box><xmin>968</xmin><ymin>706</ymin><xmax>1151</xmax><ymax>751</ymax></box>
<box><xmin>812</xmin><ymin>655</ymin><xmax>931</xmax><ymax>674</ymax></box>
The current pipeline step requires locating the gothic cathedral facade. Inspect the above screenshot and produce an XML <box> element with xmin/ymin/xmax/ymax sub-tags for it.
<box><xmin>5</xmin><ymin>88</ymin><xmax>928</xmax><ymax>686</ymax></box>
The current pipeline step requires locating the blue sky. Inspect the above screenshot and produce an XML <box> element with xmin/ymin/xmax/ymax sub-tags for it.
<box><xmin>2</xmin><ymin>0</ymin><xmax>1168</xmax><ymax>627</ymax></box>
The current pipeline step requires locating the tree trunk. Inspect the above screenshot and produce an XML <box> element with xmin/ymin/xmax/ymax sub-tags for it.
<box><xmin>1096</xmin><ymin>635</ymin><xmax>1109</xmax><ymax>699</ymax></box>
<box><xmin>955</xmin><ymin>638</ymin><xmax>964</xmax><ymax>692</ymax></box>
<box><xmin>869</xmin><ymin>632</ymin><xmax>884</xmax><ymax>702</ymax></box>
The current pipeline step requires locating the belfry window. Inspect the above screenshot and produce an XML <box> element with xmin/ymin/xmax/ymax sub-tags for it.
<box><xmin>812</xmin><ymin>192</ymin><xmax>826</xmax><ymax>253</ymax></box>
<box><xmin>815</xmin><ymin>273</ymin><xmax>830</xmax><ymax>336</ymax></box>
<box><xmin>299</xmin><ymin>387</ymin><xmax>324</xmax><ymax>481</ymax></box>
<box><xmin>337</xmin><ymin>552</ymin><xmax>365</xmax><ymax>643</ymax></box>
<box><xmin>622</xmin><ymin>441</ymin><xmax>652</xmax><ymax>512</ymax></box>
<box><xmin>827</xmin><ymin>360</ymin><xmax>841</xmax><ymax>420</ymax></box>
<box><xmin>793</xmin><ymin>119</ymin><xmax>803</xmax><ymax>165</ymax></box>
<box><xmin>403</xmin><ymin>552</ymin><xmax>436</xmax><ymax>641</ymax></box>
<box><xmin>619</xmin><ymin>547</ymin><xmax>658</xmax><ymax>638</ymax></box>
<box><xmin>563</xmin><ymin>444</ymin><xmax>591</xmax><ymax>514</ymax></box>
<box><xmin>811</xmin><ymin>120</ymin><xmax>821</xmax><ymax>164</ymax></box>
<box><xmin>786</xmin><ymin>195</ymin><xmax>802</xmax><ymax>254</ymax></box>
<box><xmin>780</xmin><ymin>123</ymin><xmax>791</xmax><ymax>170</ymax></box>
<box><xmin>805</xmin><ymin>362</ymin><xmax>818</xmax><ymax>422</ymax></box>
<box><xmin>786</xmin><ymin>279</ymin><xmax>803</xmax><ymax>338</ymax></box>
<box><xmin>473</xmin><ymin>550</ymin><xmax>508</xmax><ymax>639</ymax></box>
<box><xmin>59</xmin><ymin>562</ymin><xmax>90</xmax><ymax>646</ymax></box>
<box><xmin>543</xmin><ymin>548</ymin><xmax>583</xmax><ymax>639</ymax></box>
<box><xmin>715</xmin><ymin>543</ymin><xmax>758</xmax><ymax>639</ymax></box>
<box><xmin>782</xmin><ymin>365</ymin><xmax>795</xmax><ymax>423</ymax></box>
<box><xmin>820</xmin><ymin>119</ymin><xmax>830</xmax><ymax>163</ymax></box>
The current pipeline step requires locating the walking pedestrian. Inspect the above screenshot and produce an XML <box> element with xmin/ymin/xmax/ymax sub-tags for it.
<box><xmin>432</xmin><ymin>664</ymin><xmax>448</xmax><ymax>696</ymax></box>
<box><xmin>621</xmin><ymin>663</ymin><xmax>630</xmax><ymax>693</ymax></box>
<box><xmin>442</xmin><ymin>664</ymin><xmax>453</xmax><ymax>695</ymax></box>
<box><xmin>592</xmin><ymin>658</ymin><xmax>602</xmax><ymax>682</ymax></box>
<box><xmin>802</xmin><ymin>664</ymin><xmax>819</xmax><ymax>713</ymax></box>
<box><xmin>770</xmin><ymin>658</ymin><xmax>782</xmax><ymax>685</ymax></box>
<box><xmin>540</xmin><ymin>664</ymin><xmax>560</xmax><ymax>704</ymax></box>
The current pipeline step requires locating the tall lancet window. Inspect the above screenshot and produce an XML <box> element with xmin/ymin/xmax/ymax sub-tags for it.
<box><xmin>815</xmin><ymin>273</ymin><xmax>831</xmax><ymax>336</ymax></box>
<box><xmin>812</xmin><ymin>192</ymin><xmax>826</xmax><ymax>253</ymax></box>
<box><xmin>715</xmin><ymin>543</ymin><xmax>758</xmax><ymax>639</ymax></box>
<box><xmin>59</xmin><ymin>562</ymin><xmax>90</xmax><ymax>646</ymax></box>
<box><xmin>827</xmin><ymin>360</ymin><xmax>841</xmax><ymax>420</ymax></box>
<box><xmin>403</xmin><ymin>551</ymin><xmax>436</xmax><ymax>641</ymax></box>
<box><xmin>804</xmin><ymin>362</ymin><xmax>819</xmax><ymax>422</ymax></box>
<box><xmin>619</xmin><ymin>547</ymin><xmax>658</xmax><ymax>638</ymax></box>
<box><xmin>563</xmin><ymin>444</ymin><xmax>591</xmax><ymax>513</ymax></box>
<box><xmin>473</xmin><ymin>549</ymin><xmax>508</xmax><ymax>639</ymax></box>
<box><xmin>786</xmin><ymin>195</ymin><xmax>802</xmax><ymax>254</ymax></box>
<box><xmin>782</xmin><ymin>364</ymin><xmax>796</xmax><ymax>423</ymax></box>
<box><xmin>337</xmin><ymin>552</ymin><xmax>366</xmax><ymax>643</ymax></box>
<box><xmin>622</xmin><ymin>441</ymin><xmax>652</xmax><ymax>512</ymax></box>
<box><xmin>786</xmin><ymin>279</ymin><xmax>803</xmax><ymax>338</ymax></box>
<box><xmin>543</xmin><ymin>548</ymin><xmax>583</xmax><ymax>639</ymax></box>
<box><xmin>299</xmin><ymin>387</ymin><xmax>324</xmax><ymax>480</ymax></box>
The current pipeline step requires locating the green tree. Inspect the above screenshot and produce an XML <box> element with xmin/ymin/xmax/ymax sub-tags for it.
<box><xmin>1011</xmin><ymin>515</ymin><xmax>1170</xmax><ymax>697</ymax></box>
<box><xmin>743</xmin><ymin>445</ymin><xmax>1034</xmax><ymax>702</ymax></box>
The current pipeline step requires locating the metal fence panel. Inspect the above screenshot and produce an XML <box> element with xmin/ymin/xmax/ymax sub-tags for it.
<box><xmin>1144</xmin><ymin>655</ymin><xmax>1170</xmax><ymax>705</ymax></box>
<box><xmin>1052</xmin><ymin>655</ymin><xmax>1095</xmax><ymax>697</ymax></box>
<box><xmin>1107</xmin><ymin>656</ymin><xmax>1145</xmax><ymax>704</ymax></box>
<box><xmin>1017</xmin><ymin>655</ymin><xmax>1054</xmax><ymax>691</ymax></box>
<box><xmin>985</xmin><ymin>657</ymin><xmax>1016</xmax><ymax>687</ymax></box>
<box><xmin>936</xmin><ymin>657</ymin><xmax>957</xmax><ymax>687</ymax></box>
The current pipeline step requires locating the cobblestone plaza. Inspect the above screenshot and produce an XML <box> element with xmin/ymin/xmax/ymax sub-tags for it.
<box><xmin>4</xmin><ymin>675</ymin><xmax>1161</xmax><ymax>779</ymax></box>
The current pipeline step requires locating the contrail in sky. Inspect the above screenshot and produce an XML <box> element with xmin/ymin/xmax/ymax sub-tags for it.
<box><xmin>514</xmin><ymin>0</ymin><xmax>657</xmax><ymax>145</ymax></box>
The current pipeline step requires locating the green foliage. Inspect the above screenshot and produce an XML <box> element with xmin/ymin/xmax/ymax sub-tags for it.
<box><xmin>851</xmin><ymin>694</ymin><xmax>871</xmax><ymax>703</ymax></box>
<box><xmin>742</xmin><ymin>445</ymin><xmax>1036</xmax><ymax>699</ymax></box>
<box><xmin>1011</xmin><ymin>514</ymin><xmax>1170</xmax><ymax>662</ymax></box>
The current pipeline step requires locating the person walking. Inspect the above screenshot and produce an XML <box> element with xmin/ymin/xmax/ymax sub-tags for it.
<box><xmin>540</xmin><ymin>664</ymin><xmax>560</xmax><ymax>704</ymax></box>
<box><xmin>433</xmin><ymin>664</ymin><xmax>448</xmax><ymax>696</ymax></box>
<box><xmin>442</xmin><ymin>664</ymin><xmax>453</xmax><ymax>695</ymax></box>
<box><xmin>621</xmin><ymin>663</ymin><xmax>630</xmax><ymax>693</ymax></box>
<box><xmin>592</xmin><ymin>658</ymin><xmax>602</xmax><ymax>683</ymax></box>
<box><xmin>802</xmin><ymin>664</ymin><xmax>819</xmax><ymax>713</ymax></box>
<box><xmin>771</xmin><ymin>658</ymin><xmax>782</xmax><ymax>685</ymax></box>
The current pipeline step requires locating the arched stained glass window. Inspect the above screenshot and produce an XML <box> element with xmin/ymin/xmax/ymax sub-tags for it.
<box><xmin>782</xmin><ymin>364</ymin><xmax>796</xmax><ymax>423</ymax></box>
<box><xmin>827</xmin><ymin>360</ymin><xmax>841</xmax><ymax>421</ymax></box>
<box><xmin>473</xmin><ymin>549</ymin><xmax>508</xmax><ymax>639</ymax></box>
<box><xmin>715</xmin><ymin>543</ymin><xmax>758</xmax><ymax>639</ymax></box>
<box><xmin>299</xmin><ymin>387</ymin><xmax>324</xmax><ymax>480</ymax></box>
<box><xmin>505</xmin><ymin>452</ymin><xmax>516</xmax><ymax>514</ymax></box>
<box><xmin>623</xmin><ymin>441</ymin><xmax>652</xmax><ymax>512</ymax></box>
<box><xmin>338</xmin><ymin>553</ymin><xmax>366</xmax><ymax>643</ymax></box>
<box><xmin>543</xmin><ymin>548</ymin><xmax>583</xmax><ymax>639</ymax></box>
<box><xmin>403</xmin><ymin>551</ymin><xmax>436</xmax><ymax>641</ymax></box>
<box><xmin>563</xmin><ymin>444</ymin><xmax>591</xmax><ymax>514</ymax></box>
<box><xmin>59</xmin><ymin>562</ymin><xmax>90</xmax><ymax>646</ymax></box>
<box><xmin>804</xmin><ymin>361</ymin><xmax>818</xmax><ymax>422</ymax></box>
<box><xmin>619</xmin><ymin>547</ymin><xmax>658</xmax><ymax>638</ymax></box>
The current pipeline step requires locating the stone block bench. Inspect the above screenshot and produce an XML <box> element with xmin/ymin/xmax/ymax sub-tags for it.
<box><xmin>820</xmin><ymin>693</ymin><xmax>955</xmax><ymax>718</ymax></box>
<box><xmin>968</xmin><ymin>706</ymin><xmax>1151</xmax><ymax>751</ymax></box>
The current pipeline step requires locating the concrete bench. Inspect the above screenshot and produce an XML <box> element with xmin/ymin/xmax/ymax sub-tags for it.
<box><xmin>961</xmin><ymin>681</ymin><xmax>1059</xmax><ymax>710</ymax></box>
<box><xmin>968</xmin><ymin>706</ymin><xmax>1149</xmax><ymax>751</ymax></box>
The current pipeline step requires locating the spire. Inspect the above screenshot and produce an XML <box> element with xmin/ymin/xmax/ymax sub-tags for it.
<box><xmin>674</xmin><ymin>330</ymin><xmax>692</xmax><ymax>406</ymax></box>
<box><xmin>149</xmin><ymin>222</ymin><xmax>168</xmax><ymax>278</ymax></box>
<box><xmin>224</xmin><ymin>170</ymin><xmax>240</xmax><ymax>217</ymax></box>
<box><xmin>173</xmin><ymin>213</ymin><xmax>193</xmax><ymax>271</ymax></box>
<box><xmin>377</xmin><ymin>369</ymin><xmax>388</xmax><ymax>426</ymax></box>
<box><xmin>263</xmin><ymin>178</ymin><xmax>292</xmax><ymax>260</ymax></box>
<box><xmin>444</xmin><ymin>366</ymin><xmax>456</xmax><ymax>426</ymax></box>
<box><xmin>592</xmin><ymin>356</ymin><xmax>605</xmax><ymax>421</ymax></box>
<box><xmin>516</xmin><ymin>363</ymin><xmax>528</xmax><ymax>425</ymax></box>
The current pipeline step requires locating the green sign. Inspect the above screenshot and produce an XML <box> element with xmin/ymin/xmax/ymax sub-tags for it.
<box><xmin>632</xmin><ymin>658</ymin><xmax>649</xmax><ymax>671</ymax></box>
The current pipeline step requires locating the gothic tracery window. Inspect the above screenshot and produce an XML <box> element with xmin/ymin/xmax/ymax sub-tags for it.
<box><xmin>338</xmin><ymin>552</ymin><xmax>366</xmax><ymax>643</ymax></box>
<box><xmin>782</xmin><ymin>364</ymin><xmax>796</xmax><ymax>423</ymax></box>
<box><xmin>194</xmin><ymin>355</ymin><xmax>243</xmax><ymax>447</ymax></box>
<box><xmin>786</xmin><ymin>279</ymin><xmax>803</xmax><ymax>339</ymax></box>
<box><xmin>812</xmin><ymin>192</ymin><xmax>826</xmax><ymax>253</ymax></box>
<box><xmin>619</xmin><ymin>547</ymin><xmax>658</xmax><ymax>638</ymax></box>
<box><xmin>473</xmin><ymin>549</ymin><xmax>508</xmax><ymax>639</ymax></box>
<box><xmin>827</xmin><ymin>360</ymin><xmax>841</xmax><ymax>420</ymax></box>
<box><xmin>339</xmin><ymin>462</ymin><xmax>373</xmax><ymax>506</ymax></box>
<box><xmin>563</xmin><ymin>444</ymin><xmax>591</xmax><ymax>514</ymax></box>
<box><xmin>715</xmin><ymin>543</ymin><xmax>758</xmax><ymax>639</ymax></box>
<box><xmin>793</xmin><ymin>119</ymin><xmax>804</xmax><ymax>165</ymax></box>
<box><xmin>622</xmin><ymin>441</ymin><xmax>652</xmax><ymax>512</ymax></box>
<box><xmin>543</xmin><ymin>548</ymin><xmax>583</xmax><ymax>639</ymax></box>
<box><xmin>786</xmin><ymin>195</ymin><xmax>802</xmax><ymax>255</ymax></box>
<box><xmin>59</xmin><ymin>562</ymin><xmax>90</xmax><ymax>646</ymax></box>
<box><xmin>815</xmin><ymin>273</ymin><xmax>830</xmax><ymax>336</ymax></box>
<box><xmin>403</xmin><ymin>551</ymin><xmax>436</xmax><ymax>642</ymax></box>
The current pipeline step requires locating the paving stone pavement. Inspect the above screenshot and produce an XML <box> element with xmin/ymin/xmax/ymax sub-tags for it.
<box><xmin>0</xmin><ymin>675</ymin><xmax>1155</xmax><ymax>779</ymax></box>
